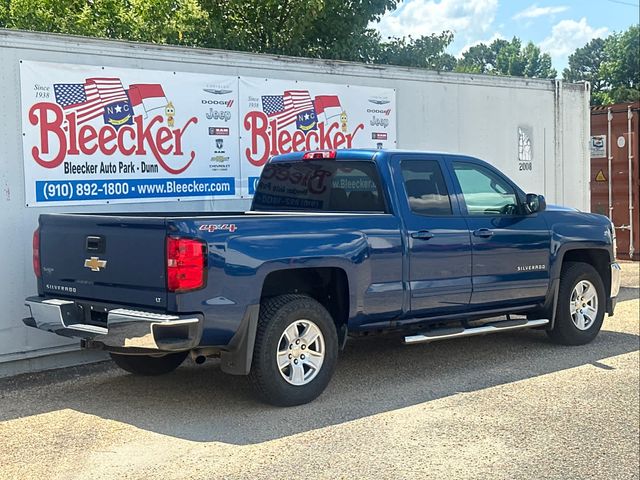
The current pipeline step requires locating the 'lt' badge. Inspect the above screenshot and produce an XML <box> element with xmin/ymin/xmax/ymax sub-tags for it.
<box><xmin>84</xmin><ymin>257</ymin><xmax>107</xmax><ymax>272</ymax></box>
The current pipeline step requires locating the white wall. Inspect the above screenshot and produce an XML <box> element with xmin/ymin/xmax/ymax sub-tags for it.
<box><xmin>0</xmin><ymin>30</ymin><xmax>590</xmax><ymax>367</ymax></box>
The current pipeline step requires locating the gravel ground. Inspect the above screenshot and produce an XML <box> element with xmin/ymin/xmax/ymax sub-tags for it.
<box><xmin>1</xmin><ymin>262</ymin><xmax>638</xmax><ymax>480</ymax></box>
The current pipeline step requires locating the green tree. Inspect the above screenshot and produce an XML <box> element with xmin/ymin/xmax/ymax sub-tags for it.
<box><xmin>197</xmin><ymin>0</ymin><xmax>454</xmax><ymax>68</ymax></box>
<box><xmin>563</xmin><ymin>38</ymin><xmax>607</xmax><ymax>102</ymax></box>
<box><xmin>455</xmin><ymin>42</ymin><xmax>496</xmax><ymax>74</ymax></box>
<box><xmin>2</xmin><ymin>0</ymin><xmax>209</xmax><ymax>46</ymax></box>
<box><xmin>198</xmin><ymin>0</ymin><xmax>326</xmax><ymax>54</ymax></box>
<box><xmin>521</xmin><ymin>42</ymin><xmax>554</xmax><ymax>78</ymax></box>
<box><xmin>0</xmin><ymin>0</ymin><xmax>459</xmax><ymax>70</ymax></box>
<box><xmin>456</xmin><ymin>37</ymin><xmax>556</xmax><ymax>78</ymax></box>
<box><xmin>372</xmin><ymin>31</ymin><xmax>456</xmax><ymax>69</ymax></box>
<box><xmin>0</xmin><ymin>0</ymin><xmax>8</xmax><ymax>25</ymax></box>
<box><xmin>564</xmin><ymin>25</ymin><xmax>639</xmax><ymax>105</ymax></box>
<box><xmin>285</xmin><ymin>0</ymin><xmax>399</xmax><ymax>61</ymax></box>
<box><xmin>599</xmin><ymin>25</ymin><xmax>639</xmax><ymax>104</ymax></box>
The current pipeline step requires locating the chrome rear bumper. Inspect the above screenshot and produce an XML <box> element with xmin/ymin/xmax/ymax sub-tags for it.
<box><xmin>23</xmin><ymin>296</ymin><xmax>203</xmax><ymax>352</ymax></box>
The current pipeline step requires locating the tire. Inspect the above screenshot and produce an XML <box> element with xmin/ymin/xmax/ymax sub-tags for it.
<box><xmin>110</xmin><ymin>351</ymin><xmax>188</xmax><ymax>376</ymax></box>
<box><xmin>547</xmin><ymin>262</ymin><xmax>606</xmax><ymax>346</ymax></box>
<box><xmin>248</xmin><ymin>294</ymin><xmax>339</xmax><ymax>407</ymax></box>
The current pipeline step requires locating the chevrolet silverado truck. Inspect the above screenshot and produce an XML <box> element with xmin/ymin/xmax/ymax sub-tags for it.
<box><xmin>24</xmin><ymin>149</ymin><xmax>621</xmax><ymax>406</ymax></box>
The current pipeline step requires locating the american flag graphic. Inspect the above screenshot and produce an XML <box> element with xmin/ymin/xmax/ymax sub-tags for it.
<box><xmin>262</xmin><ymin>90</ymin><xmax>315</xmax><ymax>128</ymax></box>
<box><xmin>53</xmin><ymin>78</ymin><xmax>129</xmax><ymax>124</ymax></box>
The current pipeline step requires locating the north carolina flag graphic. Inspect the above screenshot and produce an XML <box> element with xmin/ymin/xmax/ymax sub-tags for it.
<box><xmin>127</xmin><ymin>84</ymin><xmax>168</xmax><ymax>117</ymax></box>
<box><xmin>313</xmin><ymin>95</ymin><xmax>342</xmax><ymax>123</ymax></box>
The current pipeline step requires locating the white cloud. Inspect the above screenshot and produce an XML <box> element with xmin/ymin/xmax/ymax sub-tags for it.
<box><xmin>513</xmin><ymin>4</ymin><xmax>569</xmax><ymax>20</ymax></box>
<box><xmin>540</xmin><ymin>17</ymin><xmax>608</xmax><ymax>63</ymax></box>
<box><xmin>373</xmin><ymin>0</ymin><xmax>499</xmax><ymax>45</ymax></box>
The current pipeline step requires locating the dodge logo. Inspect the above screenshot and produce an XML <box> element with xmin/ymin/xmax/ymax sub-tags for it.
<box><xmin>84</xmin><ymin>257</ymin><xmax>107</xmax><ymax>272</ymax></box>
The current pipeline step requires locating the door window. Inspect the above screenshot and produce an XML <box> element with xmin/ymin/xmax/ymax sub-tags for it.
<box><xmin>400</xmin><ymin>160</ymin><xmax>452</xmax><ymax>216</ymax></box>
<box><xmin>453</xmin><ymin>162</ymin><xmax>519</xmax><ymax>215</ymax></box>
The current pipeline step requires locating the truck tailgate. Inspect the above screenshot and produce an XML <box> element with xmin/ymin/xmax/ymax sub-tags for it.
<box><xmin>39</xmin><ymin>214</ymin><xmax>168</xmax><ymax>308</ymax></box>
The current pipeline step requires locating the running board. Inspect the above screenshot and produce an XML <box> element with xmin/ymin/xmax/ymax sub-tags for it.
<box><xmin>404</xmin><ymin>319</ymin><xmax>549</xmax><ymax>345</ymax></box>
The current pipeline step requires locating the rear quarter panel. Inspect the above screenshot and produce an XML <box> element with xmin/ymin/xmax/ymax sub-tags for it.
<box><xmin>167</xmin><ymin>213</ymin><xmax>403</xmax><ymax>346</ymax></box>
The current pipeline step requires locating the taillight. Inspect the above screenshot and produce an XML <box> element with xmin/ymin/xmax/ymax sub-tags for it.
<box><xmin>33</xmin><ymin>228</ymin><xmax>41</xmax><ymax>278</ymax></box>
<box><xmin>302</xmin><ymin>150</ymin><xmax>337</xmax><ymax>160</ymax></box>
<box><xmin>166</xmin><ymin>237</ymin><xmax>206</xmax><ymax>292</ymax></box>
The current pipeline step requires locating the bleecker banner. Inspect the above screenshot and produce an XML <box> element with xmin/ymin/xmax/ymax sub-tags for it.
<box><xmin>239</xmin><ymin>77</ymin><xmax>396</xmax><ymax>196</ymax></box>
<box><xmin>20</xmin><ymin>60</ymin><xmax>240</xmax><ymax>206</ymax></box>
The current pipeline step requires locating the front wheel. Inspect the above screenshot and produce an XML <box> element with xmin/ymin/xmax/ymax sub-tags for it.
<box><xmin>248</xmin><ymin>294</ymin><xmax>339</xmax><ymax>407</ymax></box>
<box><xmin>547</xmin><ymin>262</ymin><xmax>606</xmax><ymax>345</ymax></box>
<box><xmin>110</xmin><ymin>351</ymin><xmax>188</xmax><ymax>376</ymax></box>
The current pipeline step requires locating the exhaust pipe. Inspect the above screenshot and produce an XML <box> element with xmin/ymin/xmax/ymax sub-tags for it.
<box><xmin>190</xmin><ymin>348</ymin><xmax>221</xmax><ymax>364</ymax></box>
<box><xmin>189</xmin><ymin>350</ymin><xmax>207</xmax><ymax>365</ymax></box>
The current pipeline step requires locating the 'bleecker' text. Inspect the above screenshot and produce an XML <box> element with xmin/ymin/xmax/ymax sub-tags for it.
<box><xmin>29</xmin><ymin>102</ymin><xmax>198</xmax><ymax>175</ymax></box>
<box><xmin>243</xmin><ymin>111</ymin><xmax>364</xmax><ymax>167</ymax></box>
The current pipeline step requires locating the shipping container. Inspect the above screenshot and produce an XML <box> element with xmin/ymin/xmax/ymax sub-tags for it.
<box><xmin>590</xmin><ymin>102</ymin><xmax>639</xmax><ymax>260</ymax></box>
<box><xmin>0</xmin><ymin>29</ymin><xmax>591</xmax><ymax>375</ymax></box>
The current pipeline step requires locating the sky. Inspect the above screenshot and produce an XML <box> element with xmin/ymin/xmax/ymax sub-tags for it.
<box><xmin>371</xmin><ymin>0</ymin><xmax>639</xmax><ymax>73</ymax></box>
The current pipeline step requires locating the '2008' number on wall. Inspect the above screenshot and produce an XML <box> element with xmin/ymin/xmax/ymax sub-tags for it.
<box><xmin>518</xmin><ymin>162</ymin><xmax>532</xmax><ymax>171</ymax></box>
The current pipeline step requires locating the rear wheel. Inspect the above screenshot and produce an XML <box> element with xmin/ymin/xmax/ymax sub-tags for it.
<box><xmin>547</xmin><ymin>262</ymin><xmax>605</xmax><ymax>345</ymax></box>
<box><xmin>110</xmin><ymin>351</ymin><xmax>188</xmax><ymax>376</ymax></box>
<box><xmin>249</xmin><ymin>294</ymin><xmax>338</xmax><ymax>407</ymax></box>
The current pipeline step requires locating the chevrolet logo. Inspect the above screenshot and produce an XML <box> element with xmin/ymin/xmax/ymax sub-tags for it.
<box><xmin>84</xmin><ymin>257</ymin><xmax>107</xmax><ymax>272</ymax></box>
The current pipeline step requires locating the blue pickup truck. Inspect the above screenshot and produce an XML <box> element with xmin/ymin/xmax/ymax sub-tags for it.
<box><xmin>24</xmin><ymin>149</ymin><xmax>621</xmax><ymax>406</ymax></box>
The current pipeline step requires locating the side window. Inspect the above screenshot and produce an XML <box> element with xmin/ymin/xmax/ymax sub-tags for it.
<box><xmin>400</xmin><ymin>160</ymin><xmax>452</xmax><ymax>216</ymax></box>
<box><xmin>452</xmin><ymin>162</ymin><xmax>519</xmax><ymax>215</ymax></box>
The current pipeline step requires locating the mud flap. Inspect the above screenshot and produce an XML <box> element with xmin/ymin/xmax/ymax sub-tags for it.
<box><xmin>220</xmin><ymin>305</ymin><xmax>259</xmax><ymax>375</ymax></box>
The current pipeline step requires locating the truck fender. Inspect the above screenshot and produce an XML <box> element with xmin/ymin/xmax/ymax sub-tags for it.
<box><xmin>219</xmin><ymin>297</ymin><xmax>349</xmax><ymax>376</ymax></box>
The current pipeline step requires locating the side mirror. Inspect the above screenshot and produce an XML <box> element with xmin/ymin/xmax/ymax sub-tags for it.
<box><xmin>525</xmin><ymin>193</ymin><xmax>546</xmax><ymax>214</ymax></box>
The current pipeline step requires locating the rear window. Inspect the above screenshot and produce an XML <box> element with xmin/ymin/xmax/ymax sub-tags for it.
<box><xmin>251</xmin><ymin>160</ymin><xmax>386</xmax><ymax>212</ymax></box>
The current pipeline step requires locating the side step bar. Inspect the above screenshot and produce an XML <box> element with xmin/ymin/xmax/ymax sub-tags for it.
<box><xmin>404</xmin><ymin>319</ymin><xmax>549</xmax><ymax>345</ymax></box>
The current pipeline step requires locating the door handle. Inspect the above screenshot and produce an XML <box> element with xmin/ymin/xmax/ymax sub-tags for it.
<box><xmin>411</xmin><ymin>230</ymin><xmax>435</xmax><ymax>240</ymax></box>
<box><xmin>473</xmin><ymin>228</ymin><xmax>494</xmax><ymax>238</ymax></box>
<box><xmin>86</xmin><ymin>235</ymin><xmax>106</xmax><ymax>253</ymax></box>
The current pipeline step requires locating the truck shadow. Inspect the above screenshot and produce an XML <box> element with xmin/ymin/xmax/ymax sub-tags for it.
<box><xmin>617</xmin><ymin>285</ymin><xmax>639</xmax><ymax>302</ymax></box>
<box><xmin>1</xmin><ymin>320</ymin><xmax>638</xmax><ymax>445</ymax></box>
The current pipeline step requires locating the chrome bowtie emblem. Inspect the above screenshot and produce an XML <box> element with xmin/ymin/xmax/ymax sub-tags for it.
<box><xmin>84</xmin><ymin>256</ymin><xmax>107</xmax><ymax>272</ymax></box>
